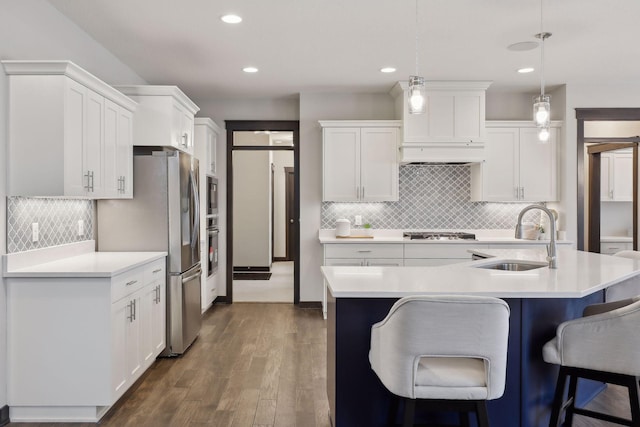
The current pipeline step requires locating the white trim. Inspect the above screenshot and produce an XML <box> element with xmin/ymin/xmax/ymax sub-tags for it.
<box><xmin>319</xmin><ymin>120</ymin><xmax>401</xmax><ymax>128</ymax></box>
<box><xmin>115</xmin><ymin>85</ymin><xmax>200</xmax><ymax>114</ymax></box>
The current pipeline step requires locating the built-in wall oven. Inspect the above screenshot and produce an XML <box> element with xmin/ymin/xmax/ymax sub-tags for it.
<box><xmin>207</xmin><ymin>176</ymin><xmax>218</xmax><ymax>216</ymax></box>
<box><xmin>207</xmin><ymin>215</ymin><xmax>219</xmax><ymax>277</ymax></box>
<box><xmin>206</xmin><ymin>176</ymin><xmax>219</xmax><ymax>278</ymax></box>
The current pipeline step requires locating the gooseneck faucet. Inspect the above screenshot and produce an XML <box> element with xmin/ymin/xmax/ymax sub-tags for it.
<box><xmin>515</xmin><ymin>205</ymin><xmax>558</xmax><ymax>269</ymax></box>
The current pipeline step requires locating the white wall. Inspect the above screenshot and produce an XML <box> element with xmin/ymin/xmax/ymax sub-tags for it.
<box><xmin>0</xmin><ymin>0</ymin><xmax>147</xmax><ymax>411</ymax></box>
<box><xmin>273</xmin><ymin>151</ymin><xmax>294</xmax><ymax>258</ymax></box>
<box><xmin>299</xmin><ymin>92</ymin><xmax>395</xmax><ymax>301</ymax></box>
<box><xmin>233</xmin><ymin>148</ymin><xmax>271</xmax><ymax>268</ymax></box>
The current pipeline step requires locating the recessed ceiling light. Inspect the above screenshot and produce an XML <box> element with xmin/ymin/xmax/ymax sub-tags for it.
<box><xmin>221</xmin><ymin>14</ymin><xmax>242</xmax><ymax>24</ymax></box>
<box><xmin>517</xmin><ymin>67</ymin><xmax>535</xmax><ymax>73</ymax></box>
<box><xmin>380</xmin><ymin>67</ymin><xmax>397</xmax><ymax>73</ymax></box>
<box><xmin>507</xmin><ymin>41</ymin><xmax>539</xmax><ymax>52</ymax></box>
<box><xmin>243</xmin><ymin>67</ymin><xmax>258</xmax><ymax>73</ymax></box>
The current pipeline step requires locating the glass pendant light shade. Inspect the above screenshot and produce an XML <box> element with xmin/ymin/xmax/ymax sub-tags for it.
<box><xmin>533</xmin><ymin>94</ymin><xmax>551</xmax><ymax>127</ymax></box>
<box><xmin>538</xmin><ymin>125</ymin><xmax>550</xmax><ymax>142</ymax></box>
<box><xmin>408</xmin><ymin>75</ymin><xmax>426</xmax><ymax>115</ymax></box>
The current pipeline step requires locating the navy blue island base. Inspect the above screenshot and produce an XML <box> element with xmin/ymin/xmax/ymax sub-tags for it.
<box><xmin>326</xmin><ymin>291</ymin><xmax>605</xmax><ymax>427</ymax></box>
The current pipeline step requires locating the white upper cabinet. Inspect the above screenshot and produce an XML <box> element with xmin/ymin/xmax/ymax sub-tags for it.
<box><xmin>320</xmin><ymin>121</ymin><xmax>400</xmax><ymax>202</ymax></box>
<box><xmin>471</xmin><ymin>121</ymin><xmax>560</xmax><ymax>202</ymax></box>
<box><xmin>390</xmin><ymin>81</ymin><xmax>491</xmax><ymax>163</ymax></box>
<box><xmin>115</xmin><ymin>85</ymin><xmax>200</xmax><ymax>155</ymax></box>
<box><xmin>3</xmin><ymin>60</ymin><xmax>137</xmax><ymax>198</ymax></box>
<box><xmin>194</xmin><ymin>117</ymin><xmax>222</xmax><ymax>176</ymax></box>
<box><xmin>602</xmin><ymin>151</ymin><xmax>633</xmax><ymax>201</ymax></box>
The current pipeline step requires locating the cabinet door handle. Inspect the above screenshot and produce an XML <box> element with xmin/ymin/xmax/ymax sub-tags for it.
<box><xmin>357</xmin><ymin>250</ymin><xmax>372</xmax><ymax>253</ymax></box>
<box><xmin>85</xmin><ymin>171</ymin><xmax>91</xmax><ymax>191</ymax></box>
<box><xmin>362</xmin><ymin>186</ymin><xmax>365</xmax><ymax>199</ymax></box>
<box><xmin>89</xmin><ymin>171</ymin><xmax>94</xmax><ymax>192</ymax></box>
<box><xmin>520</xmin><ymin>187</ymin><xmax>525</xmax><ymax>199</ymax></box>
<box><xmin>126</xmin><ymin>279</ymin><xmax>137</xmax><ymax>286</ymax></box>
<box><xmin>182</xmin><ymin>133</ymin><xmax>189</xmax><ymax>147</ymax></box>
<box><xmin>610</xmin><ymin>190</ymin><xmax>614</xmax><ymax>199</ymax></box>
<box><xmin>132</xmin><ymin>299</ymin><xmax>136</xmax><ymax>321</ymax></box>
<box><xmin>514</xmin><ymin>187</ymin><xmax>519</xmax><ymax>199</ymax></box>
<box><xmin>127</xmin><ymin>301</ymin><xmax>133</xmax><ymax>322</ymax></box>
<box><xmin>152</xmin><ymin>268</ymin><xmax>162</xmax><ymax>274</ymax></box>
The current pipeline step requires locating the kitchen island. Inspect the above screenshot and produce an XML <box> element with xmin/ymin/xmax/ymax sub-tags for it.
<box><xmin>322</xmin><ymin>248</ymin><xmax>640</xmax><ymax>427</ymax></box>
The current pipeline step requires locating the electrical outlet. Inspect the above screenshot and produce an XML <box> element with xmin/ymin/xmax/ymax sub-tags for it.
<box><xmin>31</xmin><ymin>223</ymin><xmax>39</xmax><ymax>242</ymax></box>
<box><xmin>354</xmin><ymin>215</ymin><xmax>363</xmax><ymax>226</ymax></box>
<box><xmin>78</xmin><ymin>219</ymin><xmax>85</xmax><ymax>236</ymax></box>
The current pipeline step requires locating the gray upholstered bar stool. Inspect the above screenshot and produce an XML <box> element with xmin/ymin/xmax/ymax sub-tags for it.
<box><xmin>369</xmin><ymin>295</ymin><xmax>510</xmax><ymax>427</ymax></box>
<box><xmin>543</xmin><ymin>297</ymin><xmax>640</xmax><ymax>426</ymax></box>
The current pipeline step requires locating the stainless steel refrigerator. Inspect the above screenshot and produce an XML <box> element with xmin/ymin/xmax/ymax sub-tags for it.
<box><xmin>97</xmin><ymin>150</ymin><xmax>201</xmax><ymax>356</ymax></box>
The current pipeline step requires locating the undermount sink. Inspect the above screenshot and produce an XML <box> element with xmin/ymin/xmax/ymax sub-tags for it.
<box><xmin>474</xmin><ymin>261</ymin><xmax>547</xmax><ymax>271</ymax></box>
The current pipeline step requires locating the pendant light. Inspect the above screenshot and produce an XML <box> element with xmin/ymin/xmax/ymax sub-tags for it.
<box><xmin>533</xmin><ymin>0</ymin><xmax>552</xmax><ymax>141</ymax></box>
<box><xmin>408</xmin><ymin>0</ymin><xmax>426</xmax><ymax>115</ymax></box>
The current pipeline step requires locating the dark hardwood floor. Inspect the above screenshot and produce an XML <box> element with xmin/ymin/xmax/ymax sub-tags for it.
<box><xmin>6</xmin><ymin>302</ymin><xmax>630</xmax><ymax>427</ymax></box>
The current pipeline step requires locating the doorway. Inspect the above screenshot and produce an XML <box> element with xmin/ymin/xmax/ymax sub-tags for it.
<box><xmin>576</xmin><ymin>109</ymin><xmax>640</xmax><ymax>252</ymax></box>
<box><xmin>225</xmin><ymin>120</ymin><xmax>300</xmax><ymax>304</ymax></box>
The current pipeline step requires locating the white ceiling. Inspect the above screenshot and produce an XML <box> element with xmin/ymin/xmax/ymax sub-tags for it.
<box><xmin>48</xmin><ymin>0</ymin><xmax>640</xmax><ymax>100</ymax></box>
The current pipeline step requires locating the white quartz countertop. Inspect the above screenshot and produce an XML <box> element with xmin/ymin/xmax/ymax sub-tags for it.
<box><xmin>318</xmin><ymin>229</ymin><xmax>571</xmax><ymax>245</ymax></box>
<box><xmin>4</xmin><ymin>251</ymin><xmax>167</xmax><ymax>278</ymax></box>
<box><xmin>321</xmin><ymin>248</ymin><xmax>640</xmax><ymax>298</ymax></box>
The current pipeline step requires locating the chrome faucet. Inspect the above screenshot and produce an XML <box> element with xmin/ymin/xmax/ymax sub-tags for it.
<box><xmin>515</xmin><ymin>205</ymin><xmax>558</xmax><ymax>269</ymax></box>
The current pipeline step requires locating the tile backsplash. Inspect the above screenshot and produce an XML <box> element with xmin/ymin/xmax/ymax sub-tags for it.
<box><xmin>7</xmin><ymin>197</ymin><xmax>94</xmax><ymax>253</ymax></box>
<box><xmin>321</xmin><ymin>164</ymin><xmax>543</xmax><ymax>230</ymax></box>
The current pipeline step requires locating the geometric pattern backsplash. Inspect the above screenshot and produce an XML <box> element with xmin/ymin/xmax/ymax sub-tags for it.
<box><xmin>6</xmin><ymin>197</ymin><xmax>94</xmax><ymax>253</ymax></box>
<box><xmin>321</xmin><ymin>164</ymin><xmax>544</xmax><ymax>230</ymax></box>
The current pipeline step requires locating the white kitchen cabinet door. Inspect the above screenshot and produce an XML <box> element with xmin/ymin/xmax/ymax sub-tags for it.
<box><xmin>480</xmin><ymin>128</ymin><xmax>520</xmax><ymax>201</ymax></box>
<box><xmin>360</xmin><ymin>127</ymin><xmax>399</xmax><ymax>201</ymax></box>
<box><xmin>601</xmin><ymin>153</ymin><xmax>614</xmax><ymax>201</ymax></box>
<box><xmin>116</xmin><ymin>108</ymin><xmax>134</xmax><ymax>198</ymax></box>
<box><xmin>63</xmin><ymin>79</ymin><xmax>89</xmax><ymax>196</ymax></box>
<box><xmin>322</xmin><ymin>127</ymin><xmax>360</xmax><ymax>201</ymax></box>
<box><xmin>140</xmin><ymin>284</ymin><xmax>156</xmax><ymax>368</ymax></box>
<box><xmin>613</xmin><ymin>152</ymin><xmax>633</xmax><ymax>201</ymax></box>
<box><xmin>85</xmin><ymin>89</ymin><xmax>105</xmax><ymax>195</ymax></box>
<box><xmin>104</xmin><ymin>101</ymin><xmax>133</xmax><ymax>199</ymax></box>
<box><xmin>126</xmin><ymin>294</ymin><xmax>142</xmax><ymax>381</ymax></box>
<box><xmin>111</xmin><ymin>296</ymin><xmax>131</xmax><ymax>400</ymax></box>
<box><xmin>151</xmin><ymin>283</ymin><xmax>166</xmax><ymax>358</ymax></box>
<box><xmin>518</xmin><ymin>127</ymin><xmax>558</xmax><ymax>201</ymax></box>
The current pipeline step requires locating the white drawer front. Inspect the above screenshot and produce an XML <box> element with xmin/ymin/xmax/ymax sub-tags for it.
<box><xmin>324</xmin><ymin>244</ymin><xmax>403</xmax><ymax>259</ymax></box>
<box><xmin>404</xmin><ymin>244</ymin><xmax>489</xmax><ymax>259</ymax></box>
<box><xmin>601</xmin><ymin>242</ymin><xmax>632</xmax><ymax>255</ymax></box>
<box><xmin>144</xmin><ymin>258</ymin><xmax>166</xmax><ymax>285</ymax></box>
<box><xmin>112</xmin><ymin>267</ymin><xmax>145</xmax><ymax>303</ymax></box>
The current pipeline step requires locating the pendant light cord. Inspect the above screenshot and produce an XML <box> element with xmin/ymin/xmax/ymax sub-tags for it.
<box><xmin>415</xmin><ymin>0</ymin><xmax>419</xmax><ymax>76</ymax></box>
<box><xmin>540</xmin><ymin>0</ymin><xmax>545</xmax><ymax>97</ymax></box>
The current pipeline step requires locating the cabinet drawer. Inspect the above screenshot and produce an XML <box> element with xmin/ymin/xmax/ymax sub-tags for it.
<box><xmin>112</xmin><ymin>267</ymin><xmax>145</xmax><ymax>303</ymax></box>
<box><xmin>404</xmin><ymin>244</ymin><xmax>489</xmax><ymax>259</ymax></box>
<box><xmin>144</xmin><ymin>259</ymin><xmax>166</xmax><ymax>285</ymax></box>
<box><xmin>600</xmin><ymin>242</ymin><xmax>632</xmax><ymax>255</ymax></box>
<box><xmin>324</xmin><ymin>244</ymin><xmax>403</xmax><ymax>259</ymax></box>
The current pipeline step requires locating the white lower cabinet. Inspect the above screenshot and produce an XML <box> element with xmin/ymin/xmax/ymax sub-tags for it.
<box><xmin>7</xmin><ymin>257</ymin><xmax>166</xmax><ymax>422</ymax></box>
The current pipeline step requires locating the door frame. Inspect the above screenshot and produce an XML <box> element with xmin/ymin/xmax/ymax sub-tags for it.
<box><xmin>284</xmin><ymin>166</ymin><xmax>295</xmax><ymax>261</ymax></box>
<box><xmin>224</xmin><ymin>120</ymin><xmax>300</xmax><ymax>304</ymax></box>
<box><xmin>586</xmin><ymin>142</ymin><xmax>638</xmax><ymax>252</ymax></box>
<box><xmin>576</xmin><ymin>108</ymin><xmax>640</xmax><ymax>251</ymax></box>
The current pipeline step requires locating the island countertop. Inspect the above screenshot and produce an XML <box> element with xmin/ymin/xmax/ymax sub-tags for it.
<box><xmin>321</xmin><ymin>247</ymin><xmax>640</xmax><ymax>298</ymax></box>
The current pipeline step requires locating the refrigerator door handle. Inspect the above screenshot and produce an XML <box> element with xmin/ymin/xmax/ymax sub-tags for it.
<box><xmin>190</xmin><ymin>170</ymin><xmax>200</xmax><ymax>248</ymax></box>
<box><xmin>182</xmin><ymin>267</ymin><xmax>202</xmax><ymax>284</ymax></box>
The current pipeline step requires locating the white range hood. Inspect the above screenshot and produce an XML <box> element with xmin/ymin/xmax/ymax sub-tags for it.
<box><xmin>390</xmin><ymin>81</ymin><xmax>492</xmax><ymax>164</ymax></box>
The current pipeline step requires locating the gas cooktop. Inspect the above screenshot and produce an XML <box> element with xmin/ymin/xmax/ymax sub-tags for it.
<box><xmin>403</xmin><ymin>231</ymin><xmax>477</xmax><ymax>241</ymax></box>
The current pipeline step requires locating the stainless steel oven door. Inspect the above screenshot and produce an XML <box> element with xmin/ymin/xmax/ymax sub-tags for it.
<box><xmin>207</xmin><ymin>228</ymin><xmax>219</xmax><ymax>277</ymax></box>
<box><xmin>207</xmin><ymin>176</ymin><xmax>218</xmax><ymax>215</ymax></box>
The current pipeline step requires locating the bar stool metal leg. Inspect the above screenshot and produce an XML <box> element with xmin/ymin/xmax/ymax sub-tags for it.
<box><xmin>402</xmin><ymin>398</ymin><xmax>416</xmax><ymax>427</ymax></box>
<box><xmin>549</xmin><ymin>367</ymin><xmax>569</xmax><ymax>427</ymax></box>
